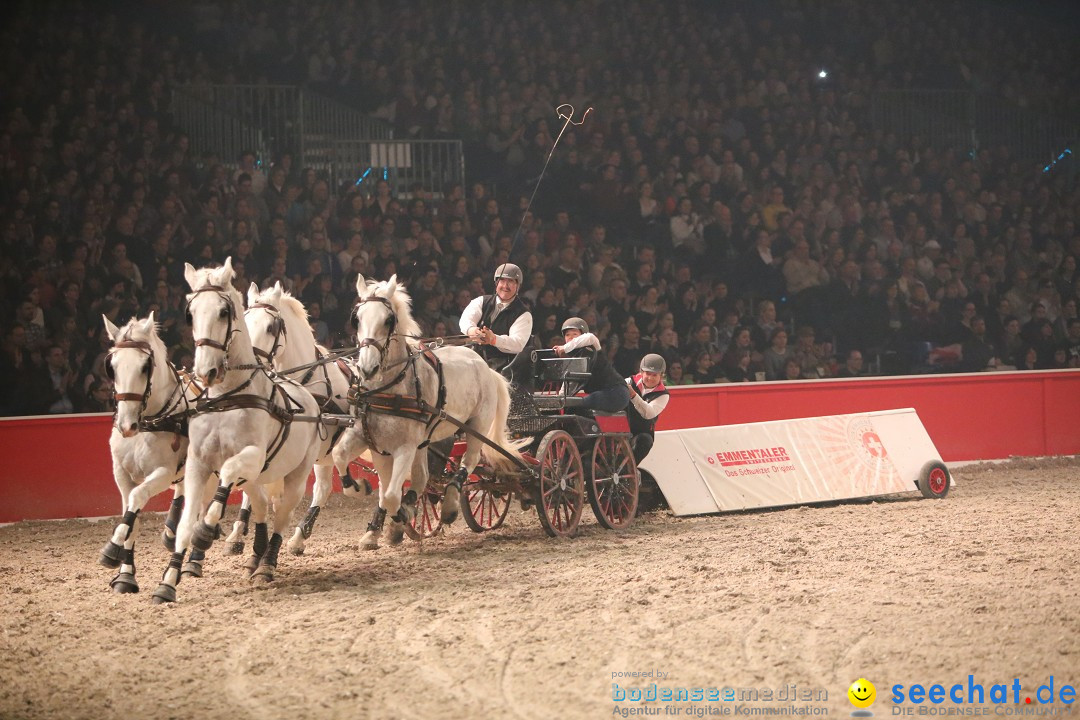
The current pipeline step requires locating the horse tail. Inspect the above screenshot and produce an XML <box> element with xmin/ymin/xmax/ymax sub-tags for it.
<box><xmin>481</xmin><ymin>369</ymin><xmax>528</xmax><ymax>472</ymax></box>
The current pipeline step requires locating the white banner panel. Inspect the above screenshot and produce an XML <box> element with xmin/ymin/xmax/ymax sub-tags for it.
<box><xmin>640</xmin><ymin>408</ymin><xmax>944</xmax><ymax>515</ymax></box>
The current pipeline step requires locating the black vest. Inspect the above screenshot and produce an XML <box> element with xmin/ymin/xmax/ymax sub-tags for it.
<box><xmin>474</xmin><ymin>294</ymin><xmax>530</xmax><ymax>374</ymax></box>
<box><xmin>626</xmin><ymin>375</ymin><xmax>669</xmax><ymax>436</ymax></box>
<box><xmin>570</xmin><ymin>346</ymin><xmax>625</xmax><ymax>395</ymax></box>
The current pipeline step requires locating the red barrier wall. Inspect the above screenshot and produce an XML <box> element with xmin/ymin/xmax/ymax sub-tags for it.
<box><xmin>2</xmin><ymin>369</ymin><xmax>1077</xmax><ymax>523</ymax></box>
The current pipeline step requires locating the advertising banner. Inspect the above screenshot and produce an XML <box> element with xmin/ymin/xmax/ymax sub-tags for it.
<box><xmin>641</xmin><ymin>408</ymin><xmax>943</xmax><ymax>515</ymax></box>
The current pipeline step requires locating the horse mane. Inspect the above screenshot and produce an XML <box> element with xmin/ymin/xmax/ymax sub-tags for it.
<box><xmin>253</xmin><ymin>285</ymin><xmax>316</xmax><ymax>345</ymax></box>
<box><xmin>380</xmin><ymin>279</ymin><xmax>423</xmax><ymax>340</ymax></box>
<box><xmin>117</xmin><ymin>316</ymin><xmax>167</xmax><ymax>358</ymax></box>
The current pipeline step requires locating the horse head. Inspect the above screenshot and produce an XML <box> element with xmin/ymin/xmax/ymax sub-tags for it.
<box><xmin>184</xmin><ymin>257</ymin><xmax>243</xmax><ymax>386</ymax></box>
<box><xmin>246</xmin><ymin>281</ymin><xmax>289</xmax><ymax>364</ymax></box>
<box><xmin>103</xmin><ymin>312</ymin><xmax>162</xmax><ymax>437</ymax></box>
<box><xmin>351</xmin><ymin>273</ymin><xmax>420</xmax><ymax>381</ymax></box>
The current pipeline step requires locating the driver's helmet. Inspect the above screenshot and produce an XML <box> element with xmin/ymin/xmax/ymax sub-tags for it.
<box><xmin>640</xmin><ymin>353</ymin><xmax>666</xmax><ymax>375</ymax></box>
<box><xmin>561</xmin><ymin>317</ymin><xmax>590</xmax><ymax>335</ymax></box>
<box><xmin>493</xmin><ymin>263</ymin><xmax>523</xmax><ymax>285</ymax></box>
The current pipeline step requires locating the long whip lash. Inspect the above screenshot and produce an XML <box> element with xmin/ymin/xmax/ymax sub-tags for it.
<box><xmin>509</xmin><ymin>103</ymin><xmax>592</xmax><ymax>259</ymax></box>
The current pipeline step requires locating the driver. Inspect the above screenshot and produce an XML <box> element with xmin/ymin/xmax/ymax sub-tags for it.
<box><xmin>554</xmin><ymin>317</ymin><xmax>631</xmax><ymax>413</ymax></box>
<box><xmin>460</xmin><ymin>262</ymin><xmax>534</xmax><ymax>380</ymax></box>
<box><xmin>625</xmin><ymin>353</ymin><xmax>670</xmax><ymax>463</ymax></box>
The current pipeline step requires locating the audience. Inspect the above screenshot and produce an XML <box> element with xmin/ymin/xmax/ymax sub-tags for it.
<box><xmin>1</xmin><ymin>0</ymin><xmax>1078</xmax><ymax>416</ymax></box>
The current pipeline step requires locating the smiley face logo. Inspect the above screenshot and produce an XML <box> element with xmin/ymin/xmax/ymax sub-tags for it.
<box><xmin>848</xmin><ymin>678</ymin><xmax>876</xmax><ymax>709</ymax></box>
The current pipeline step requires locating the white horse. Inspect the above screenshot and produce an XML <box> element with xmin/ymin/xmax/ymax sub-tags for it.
<box><xmin>151</xmin><ymin>258</ymin><xmax>321</xmax><ymax>604</ymax></box>
<box><xmin>99</xmin><ymin>313</ymin><xmax>206</xmax><ymax>593</ymax></box>
<box><xmin>243</xmin><ymin>281</ymin><xmax>369</xmax><ymax>555</ymax></box>
<box><xmin>331</xmin><ymin>274</ymin><xmax>525</xmax><ymax>550</ymax></box>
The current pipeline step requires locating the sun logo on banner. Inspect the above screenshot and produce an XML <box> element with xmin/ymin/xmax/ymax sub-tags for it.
<box><xmin>846</xmin><ymin>417</ymin><xmax>888</xmax><ymax>468</ymax></box>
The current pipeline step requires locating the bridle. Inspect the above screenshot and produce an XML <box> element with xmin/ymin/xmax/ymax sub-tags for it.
<box><xmin>106</xmin><ymin>337</ymin><xmax>189</xmax><ymax>434</ymax></box>
<box><xmin>245</xmin><ymin>301</ymin><xmax>287</xmax><ymax>362</ymax></box>
<box><xmin>107</xmin><ymin>339</ymin><xmax>155</xmax><ymax>412</ymax></box>
<box><xmin>186</xmin><ymin>283</ymin><xmax>256</xmax><ymax>371</ymax></box>
<box><xmin>352</xmin><ymin>294</ymin><xmax>398</xmax><ymax>378</ymax></box>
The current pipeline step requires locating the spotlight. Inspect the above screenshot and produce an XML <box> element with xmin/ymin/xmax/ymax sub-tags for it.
<box><xmin>818</xmin><ymin>69</ymin><xmax>828</xmax><ymax>79</ymax></box>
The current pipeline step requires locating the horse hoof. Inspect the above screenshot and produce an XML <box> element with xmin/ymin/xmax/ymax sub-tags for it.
<box><xmin>226</xmin><ymin>541</ymin><xmax>245</xmax><ymax>555</ymax></box>
<box><xmin>181</xmin><ymin>561</ymin><xmax>203</xmax><ymax>579</ymax></box>
<box><xmin>151</xmin><ymin>584</ymin><xmax>176</xmax><ymax>604</ymax></box>
<box><xmin>110</xmin><ymin>572</ymin><xmax>139</xmax><ymax>594</ymax></box>
<box><xmin>190</xmin><ymin>522</ymin><xmax>218</xmax><ymax>552</ymax></box>
<box><xmin>440</xmin><ymin>509</ymin><xmax>459</xmax><ymax>525</ymax></box>
<box><xmin>388</xmin><ymin>529</ymin><xmax>405</xmax><ymax>546</ymax></box>
<box><xmin>161</xmin><ymin>530</ymin><xmax>176</xmax><ymax>552</ymax></box>
<box><xmin>250</xmin><ymin>572</ymin><xmax>273</xmax><ymax>585</ymax></box>
<box><xmin>361</xmin><ymin>540</ymin><xmax>379</xmax><ymax>551</ymax></box>
<box><xmin>99</xmin><ymin>541</ymin><xmax>124</xmax><ymax>568</ymax></box>
<box><xmin>289</xmin><ymin>545</ymin><xmax>305</xmax><ymax>556</ymax></box>
<box><xmin>242</xmin><ymin>555</ymin><xmax>260</xmax><ymax>575</ymax></box>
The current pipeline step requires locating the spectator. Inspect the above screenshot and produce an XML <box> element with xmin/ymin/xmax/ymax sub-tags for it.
<box><xmin>836</xmin><ymin>349</ymin><xmax>866</xmax><ymax>378</ymax></box>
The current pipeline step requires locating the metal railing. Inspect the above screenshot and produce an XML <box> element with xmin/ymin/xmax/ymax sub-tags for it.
<box><xmin>871</xmin><ymin>90</ymin><xmax>1077</xmax><ymax>167</ymax></box>
<box><xmin>329</xmin><ymin>139</ymin><xmax>465</xmax><ymax>199</ymax></box>
<box><xmin>171</xmin><ymin>84</ymin><xmax>392</xmax><ymax>169</ymax></box>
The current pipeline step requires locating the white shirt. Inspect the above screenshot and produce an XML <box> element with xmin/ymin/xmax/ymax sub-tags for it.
<box><xmin>627</xmin><ymin>377</ymin><xmax>670</xmax><ymax>420</ymax></box>
<box><xmin>558</xmin><ymin>331</ymin><xmax>601</xmax><ymax>354</ymax></box>
<box><xmin>459</xmin><ymin>295</ymin><xmax>533</xmax><ymax>354</ymax></box>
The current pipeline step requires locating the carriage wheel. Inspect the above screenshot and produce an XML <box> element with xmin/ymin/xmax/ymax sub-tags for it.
<box><xmin>461</xmin><ymin>466</ymin><xmax>512</xmax><ymax>532</ymax></box>
<box><xmin>405</xmin><ymin>480</ymin><xmax>444</xmax><ymax>540</ymax></box>
<box><xmin>917</xmin><ymin>460</ymin><xmax>951</xmax><ymax>499</ymax></box>
<box><xmin>587</xmin><ymin>436</ymin><xmax>639</xmax><ymax>529</ymax></box>
<box><xmin>534</xmin><ymin>430</ymin><xmax>585</xmax><ymax>538</ymax></box>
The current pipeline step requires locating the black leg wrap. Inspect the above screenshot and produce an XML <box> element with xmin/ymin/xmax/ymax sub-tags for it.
<box><xmin>252</xmin><ymin>522</ymin><xmax>269</xmax><ymax>557</ymax></box>
<box><xmin>403</xmin><ymin>489</ymin><xmax>417</xmax><ymax>506</ymax></box>
<box><xmin>367</xmin><ymin>506</ymin><xmax>387</xmax><ymax>533</ymax></box>
<box><xmin>125</xmin><ymin>548</ymin><xmax>136</xmax><ymax>571</ymax></box>
<box><xmin>363</xmin><ymin>478</ymin><xmax>373</xmax><ymax>495</ymax></box>
<box><xmin>212</xmin><ymin>484</ymin><xmax>231</xmax><ymax>506</ymax></box>
<box><xmin>165</xmin><ymin>497</ymin><xmax>183</xmax><ymax>534</ymax></box>
<box><xmin>245</xmin><ymin>523</ymin><xmax>269</xmax><ymax>573</ymax></box>
<box><xmin>121</xmin><ymin>510</ymin><xmax>138</xmax><ymax>539</ymax></box>
<box><xmin>262</xmin><ymin>533</ymin><xmax>283</xmax><ymax>568</ymax></box>
<box><xmin>238</xmin><ymin>506</ymin><xmax>251</xmax><ymax>533</ymax></box>
<box><xmin>341</xmin><ymin>471</ymin><xmax>360</xmax><ymax>492</ymax></box>
<box><xmin>182</xmin><ymin>548</ymin><xmax>205</xmax><ymax>578</ymax></box>
<box><xmin>300</xmin><ymin>506</ymin><xmax>321</xmax><ymax>539</ymax></box>
<box><xmin>251</xmin><ymin>533</ymin><xmax>284</xmax><ymax>582</ymax></box>
<box><xmin>448</xmin><ymin>467</ymin><xmax>468</xmax><ymax>491</ymax></box>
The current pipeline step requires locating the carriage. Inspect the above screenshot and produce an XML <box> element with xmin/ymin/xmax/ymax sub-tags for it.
<box><xmin>379</xmin><ymin>348</ymin><xmax>641</xmax><ymax>540</ymax></box>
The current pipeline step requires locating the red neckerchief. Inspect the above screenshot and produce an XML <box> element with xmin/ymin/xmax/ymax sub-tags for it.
<box><xmin>632</xmin><ymin>373</ymin><xmax>667</xmax><ymax>395</ymax></box>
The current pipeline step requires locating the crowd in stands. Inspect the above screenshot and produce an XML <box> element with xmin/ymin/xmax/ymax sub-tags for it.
<box><xmin>1</xmin><ymin>0</ymin><xmax>1078</xmax><ymax>416</ymax></box>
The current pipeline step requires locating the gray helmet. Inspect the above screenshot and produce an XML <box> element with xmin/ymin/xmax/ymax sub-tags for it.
<box><xmin>640</xmin><ymin>353</ymin><xmax>666</xmax><ymax>374</ymax></box>
<box><xmin>561</xmin><ymin>317</ymin><xmax>589</xmax><ymax>335</ymax></box>
<box><xmin>493</xmin><ymin>263</ymin><xmax>523</xmax><ymax>285</ymax></box>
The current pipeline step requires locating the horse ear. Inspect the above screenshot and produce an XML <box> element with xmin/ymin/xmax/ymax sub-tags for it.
<box><xmin>142</xmin><ymin>312</ymin><xmax>156</xmax><ymax>335</ymax></box>
<box><xmin>103</xmin><ymin>315</ymin><xmax>120</xmax><ymax>341</ymax></box>
<box><xmin>273</xmin><ymin>280</ymin><xmax>284</xmax><ymax>294</ymax></box>
<box><xmin>183</xmin><ymin>262</ymin><xmax>198</xmax><ymax>289</ymax></box>
<box><xmin>385</xmin><ymin>274</ymin><xmax>398</xmax><ymax>297</ymax></box>
<box><xmin>247</xmin><ymin>282</ymin><xmax>260</xmax><ymax>307</ymax></box>
<box><xmin>354</xmin><ymin>273</ymin><xmax>367</xmax><ymax>297</ymax></box>
<box><xmin>218</xmin><ymin>256</ymin><xmax>235</xmax><ymax>282</ymax></box>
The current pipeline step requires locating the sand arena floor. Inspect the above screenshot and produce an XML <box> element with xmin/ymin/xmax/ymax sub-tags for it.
<box><xmin>0</xmin><ymin>457</ymin><xmax>1077</xmax><ymax>720</ymax></box>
